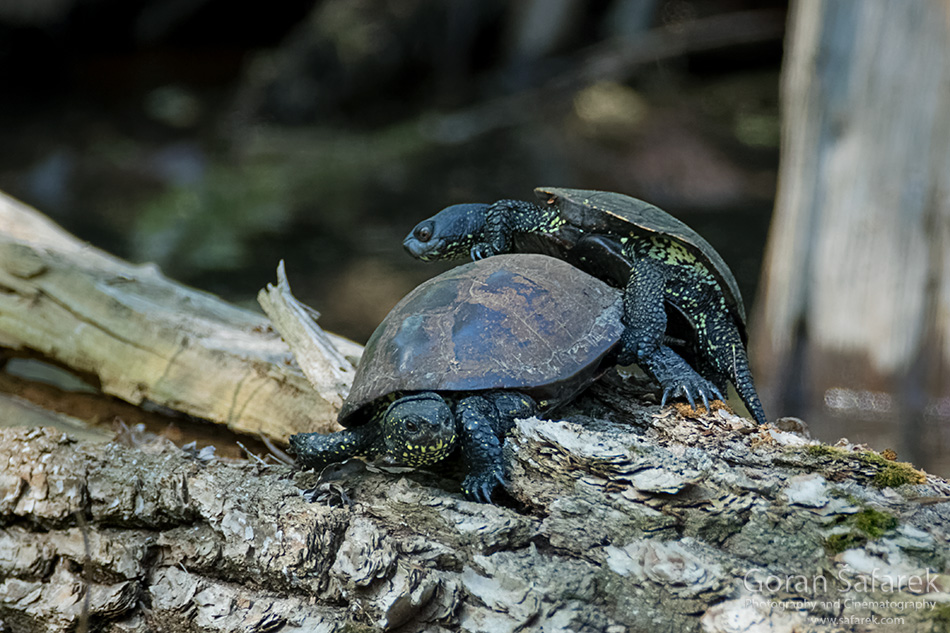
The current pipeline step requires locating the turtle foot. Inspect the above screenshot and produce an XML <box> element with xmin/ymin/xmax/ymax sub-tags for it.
<box><xmin>631</xmin><ymin>345</ymin><xmax>724</xmax><ymax>413</ymax></box>
<box><xmin>659</xmin><ymin>374</ymin><xmax>724</xmax><ymax>411</ymax></box>
<box><xmin>462</xmin><ymin>468</ymin><xmax>507</xmax><ymax>504</ymax></box>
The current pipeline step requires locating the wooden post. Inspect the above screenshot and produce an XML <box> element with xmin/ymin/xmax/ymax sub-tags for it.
<box><xmin>750</xmin><ymin>0</ymin><xmax>950</xmax><ymax>468</ymax></box>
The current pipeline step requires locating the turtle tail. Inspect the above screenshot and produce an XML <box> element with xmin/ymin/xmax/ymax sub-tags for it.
<box><xmin>730</xmin><ymin>343</ymin><xmax>767</xmax><ymax>425</ymax></box>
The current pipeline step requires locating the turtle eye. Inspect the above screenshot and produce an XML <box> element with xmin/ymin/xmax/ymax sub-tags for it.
<box><xmin>414</xmin><ymin>223</ymin><xmax>433</xmax><ymax>242</ymax></box>
<box><xmin>405</xmin><ymin>420</ymin><xmax>419</xmax><ymax>433</ymax></box>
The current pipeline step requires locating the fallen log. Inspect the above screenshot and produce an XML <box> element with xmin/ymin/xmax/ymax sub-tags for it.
<box><xmin>1</xmin><ymin>386</ymin><xmax>948</xmax><ymax>632</ymax></box>
<box><xmin>0</xmin><ymin>192</ymin><xmax>360</xmax><ymax>440</ymax></box>
<box><xmin>0</xmin><ymin>194</ymin><xmax>948</xmax><ymax>632</ymax></box>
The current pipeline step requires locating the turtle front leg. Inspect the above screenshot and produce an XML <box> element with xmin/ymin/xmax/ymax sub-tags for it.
<box><xmin>471</xmin><ymin>200</ymin><xmax>517</xmax><ymax>260</ymax></box>
<box><xmin>290</xmin><ymin>425</ymin><xmax>383</xmax><ymax>470</ymax></box>
<box><xmin>455</xmin><ymin>392</ymin><xmax>536</xmax><ymax>503</ymax></box>
<box><xmin>619</xmin><ymin>256</ymin><xmax>724</xmax><ymax>411</ymax></box>
<box><xmin>473</xmin><ymin>199</ymin><xmax>566</xmax><ymax>260</ymax></box>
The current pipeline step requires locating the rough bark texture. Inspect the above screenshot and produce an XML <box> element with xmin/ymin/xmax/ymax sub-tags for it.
<box><xmin>1</xmin><ymin>194</ymin><xmax>949</xmax><ymax>631</ymax></box>
<box><xmin>1</xmin><ymin>386</ymin><xmax>948</xmax><ymax>633</ymax></box>
<box><xmin>0</xmin><ymin>192</ymin><xmax>360</xmax><ymax>440</ymax></box>
<box><xmin>750</xmin><ymin>0</ymin><xmax>950</xmax><ymax>462</ymax></box>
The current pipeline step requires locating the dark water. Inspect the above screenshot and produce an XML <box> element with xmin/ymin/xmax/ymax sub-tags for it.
<box><xmin>0</xmin><ymin>1</ymin><xmax>785</xmax><ymax>341</ymax></box>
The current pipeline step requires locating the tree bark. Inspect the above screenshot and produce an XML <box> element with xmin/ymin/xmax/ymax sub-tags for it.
<box><xmin>0</xmin><ymin>398</ymin><xmax>947</xmax><ymax>632</ymax></box>
<box><xmin>750</xmin><ymin>0</ymin><xmax>950</xmax><ymax>467</ymax></box>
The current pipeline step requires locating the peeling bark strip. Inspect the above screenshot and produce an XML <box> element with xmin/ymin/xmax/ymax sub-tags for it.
<box><xmin>0</xmin><ymin>192</ymin><xmax>360</xmax><ymax>439</ymax></box>
<box><xmin>2</xmin><ymin>407</ymin><xmax>948</xmax><ymax>632</ymax></box>
<box><xmin>257</xmin><ymin>260</ymin><xmax>357</xmax><ymax>401</ymax></box>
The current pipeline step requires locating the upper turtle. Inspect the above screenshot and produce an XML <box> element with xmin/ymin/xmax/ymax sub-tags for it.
<box><xmin>535</xmin><ymin>187</ymin><xmax>747</xmax><ymax>327</ymax></box>
<box><xmin>402</xmin><ymin>187</ymin><xmax>767</xmax><ymax>425</ymax></box>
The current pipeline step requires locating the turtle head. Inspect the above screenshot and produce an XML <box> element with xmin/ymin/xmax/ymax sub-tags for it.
<box><xmin>382</xmin><ymin>393</ymin><xmax>457</xmax><ymax>466</ymax></box>
<box><xmin>404</xmin><ymin>203</ymin><xmax>489</xmax><ymax>261</ymax></box>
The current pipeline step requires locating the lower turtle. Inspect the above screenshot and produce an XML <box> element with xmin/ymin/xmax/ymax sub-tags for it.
<box><xmin>290</xmin><ymin>253</ymin><xmax>623</xmax><ymax>502</ymax></box>
<box><xmin>402</xmin><ymin>186</ymin><xmax>766</xmax><ymax>425</ymax></box>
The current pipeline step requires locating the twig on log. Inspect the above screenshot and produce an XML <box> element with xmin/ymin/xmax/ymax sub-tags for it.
<box><xmin>257</xmin><ymin>259</ymin><xmax>359</xmax><ymax>404</ymax></box>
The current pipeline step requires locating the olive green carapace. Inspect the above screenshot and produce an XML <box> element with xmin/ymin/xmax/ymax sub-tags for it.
<box><xmin>404</xmin><ymin>187</ymin><xmax>766</xmax><ymax>425</ymax></box>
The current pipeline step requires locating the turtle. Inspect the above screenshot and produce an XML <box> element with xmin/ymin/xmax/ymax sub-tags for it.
<box><xmin>290</xmin><ymin>253</ymin><xmax>624</xmax><ymax>502</ymax></box>
<box><xmin>402</xmin><ymin>186</ymin><xmax>766</xmax><ymax>425</ymax></box>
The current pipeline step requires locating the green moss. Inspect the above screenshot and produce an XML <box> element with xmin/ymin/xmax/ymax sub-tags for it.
<box><xmin>801</xmin><ymin>445</ymin><xmax>925</xmax><ymax>489</ymax></box>
<box><xmin>854</xmin><ymin>451</ymin><xmax>888</xmax><ymax>466</ymax></box>
<box><xmin>825</xmin><ymin>531</ymin><xmax>867</xmax><ymax>554</ymax></box>
<box><xmin>825</xmin><ymin>507</ymin><xmax>898</xmax><ymax>554</ymax></box>
<box><xmin>805</xmin><ymin>444</ymin><xmax>841</xmax><ymax>458</ymax></box>
<box><xmin>852</xmin><ymin>508</ymin><xmax>899</xmax><ymax>538</ymax></box>
<box><xmin>930</xmin><ymin>603</ymin><xmax>950</xmax><ymax>633</ymax></box>
<box><xmin>873</xmin><ymin>462</ymin><xmax>926</xmax><ymax>488</ymax></box>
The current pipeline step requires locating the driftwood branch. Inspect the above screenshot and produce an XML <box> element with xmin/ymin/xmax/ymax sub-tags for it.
<box><xmin>0</xmin><ymin>192</ymin><xmax>358</xmax><ymax>440</ymax></box>
<box><xmin>257</xmin><ymin>260</ymin><xmax>357</xmax><ymax>405</ymax></box>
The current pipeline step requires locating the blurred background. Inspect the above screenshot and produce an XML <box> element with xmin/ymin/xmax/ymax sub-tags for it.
<box><xmin>1</xmin><ymin>0</ymin><xmax>947</xmax><ymax>474</ymax></box>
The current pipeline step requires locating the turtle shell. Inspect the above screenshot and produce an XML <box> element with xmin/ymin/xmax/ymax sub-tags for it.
<box><xmin>339</xmin><ymin>253</ymin><xmax>623</xmax><ymax>427</ymax></box>
<box><xmin>535</xmin><ymin>186</ymin><xmax>747</xmax><ymax>326</ymax></box>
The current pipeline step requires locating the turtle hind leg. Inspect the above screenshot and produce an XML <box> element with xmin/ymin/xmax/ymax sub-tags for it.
<box><xmin>617</xmin><ymin>249</ymin><xmax>724</xmax><ymax>411</ymax></box>
<box><xmin>637</xmin><ymin>345</ymin><xmax>725</xmax><ymax>411</ymax></box>
<box><xmin>289</xmin><ymin>425</ymin><xmax>382</xmax><ymax>470</ymax></box>
<box><xmin>637</xmin><ymin>238</ymin><xmax>766</xmax><ymax>425</ymax></box>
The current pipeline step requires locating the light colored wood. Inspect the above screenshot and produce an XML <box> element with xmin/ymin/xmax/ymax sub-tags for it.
<box><xmin>0</xmin><ymin>192</ymin><xmax>359</xmax><ymax>440</ymax></box>
<box><xmin>752</xmin><ymin>0</ymin><xmax>950</xmax><ymax>408</ymax></box>
<box><xmin>257</xmin><ymin>260</ymin><xmax>359</xmax><ymax>407</ymax></box>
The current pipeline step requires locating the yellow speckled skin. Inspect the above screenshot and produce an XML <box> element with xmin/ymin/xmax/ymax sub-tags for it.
<box><xmin>403</xmin><ymin>188</ymin><xmax>766</xmax><ymax>425</ymax></box>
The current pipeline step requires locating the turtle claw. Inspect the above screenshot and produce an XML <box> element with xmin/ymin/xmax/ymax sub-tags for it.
<box><xmin>698</xmin><ymin>388</ymin><xmax>710</xmax><ymax>412</ymax></box>
<box><xmin>683</xmin><ymin>385</ymin><xmax>697</xmax><ymax>409</ymax></box>
<box><xmin>659</xmin><ymin>375</ymin><xmax>722</xmax><ymax>414</ymax></box>
<box><xmin>639</xmin><ymin>346</ymin><xmax>723</xmax><ymax>415</ymax></box>
<box><xmin>462</xmin><ymin>469</ymin><xmax>507</xmax><ymax>504</ymax></box>
<box><xmin>470</xmin><ymin>243</ymin><xmax>493</xmax><ymax>261</ymax></box>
